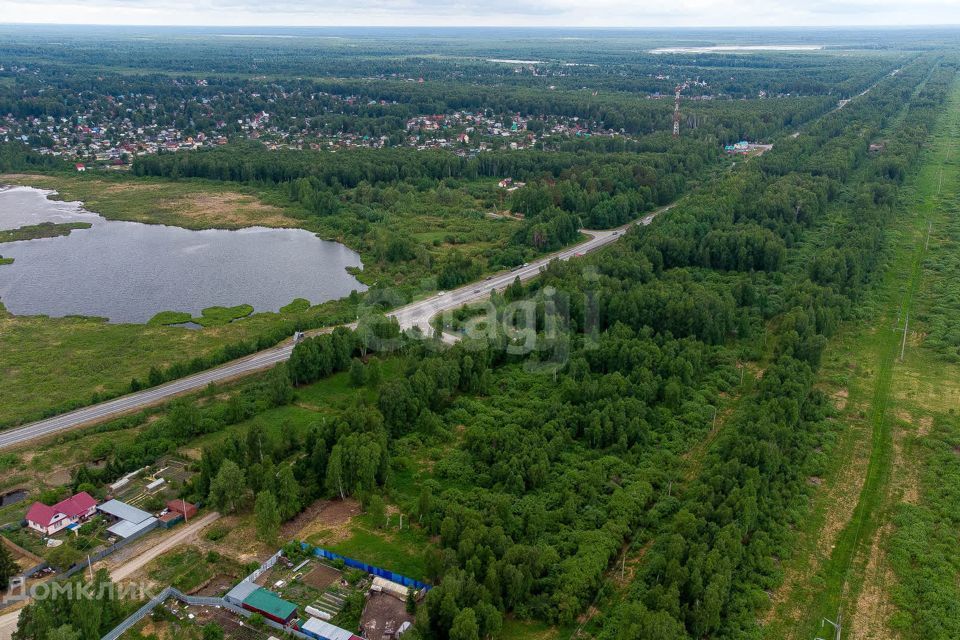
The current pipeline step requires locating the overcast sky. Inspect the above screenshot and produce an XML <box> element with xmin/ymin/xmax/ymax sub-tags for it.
<box><xmin>1</xmin><ymin>0</ymin><xmax>959</xmax><ymax>27</ymax></box>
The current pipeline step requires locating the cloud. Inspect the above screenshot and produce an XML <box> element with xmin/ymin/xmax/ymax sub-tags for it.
<box><xmin>1</xmin><ymin>0</ymin><xmax>959</xmax><ymax>26</ymax></box>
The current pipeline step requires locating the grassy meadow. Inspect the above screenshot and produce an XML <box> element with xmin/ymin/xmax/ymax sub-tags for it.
<box><xmin>0</xmin><ymin>294</ymin><xmax>356</xmax><ymax>427</ymax></box>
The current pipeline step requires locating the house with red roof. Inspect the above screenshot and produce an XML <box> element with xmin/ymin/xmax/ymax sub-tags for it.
<box><xmin>25</xmin><ymin>492</ymin><xmax>97</xmax><ymax>536</ymax></box>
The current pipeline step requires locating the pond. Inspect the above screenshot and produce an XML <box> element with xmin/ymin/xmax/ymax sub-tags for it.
<box><xmin>0</xmin><ymin>488</ymin><xmax>28</xmax><ymax>508</ymax></box>
<box><xmin>0</xmin><ymin>186</ymin><xmax>367</xmax><ymax>324</ymax></box>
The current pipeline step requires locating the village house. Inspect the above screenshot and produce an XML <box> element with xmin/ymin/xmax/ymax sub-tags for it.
<box><xmin>25</xmin><ymin>492</ymin><xmax>98</xmax><ymax>536</ymax></box>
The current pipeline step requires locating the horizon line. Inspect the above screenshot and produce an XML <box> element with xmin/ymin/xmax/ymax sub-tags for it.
<box><xmin>2</xmin><ymin>22</ymin><xmax>960</xmax><ymax>30</ymax></box>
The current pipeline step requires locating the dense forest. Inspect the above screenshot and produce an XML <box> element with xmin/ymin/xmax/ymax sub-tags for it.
<box><xmin>26</xmin><ymin>52</ymin><xmax>952</xmax><ymax>640</ymax></box>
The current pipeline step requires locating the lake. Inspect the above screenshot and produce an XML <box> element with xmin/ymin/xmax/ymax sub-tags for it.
<box><xmin>649</xmin><ymin>44</ymin><xmax>824</xmax><ymax>54</ymax></box>
<box><xmin>0</xmin><ymin>186</ymin><xmax>367</xmax><ymax>324</ymax></box>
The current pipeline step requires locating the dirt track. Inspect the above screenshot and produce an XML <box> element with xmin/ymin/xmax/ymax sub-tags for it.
<box><xmin>0</xmin><ymin>512</ymin><xmax>220</xmax><ymax>640</ymax></box>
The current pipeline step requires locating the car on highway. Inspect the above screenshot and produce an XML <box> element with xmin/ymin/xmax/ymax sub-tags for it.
<box><xmin>437</xmin><ymin>291</ymin><xmax>447</xmax><ymax>296</ymax></box>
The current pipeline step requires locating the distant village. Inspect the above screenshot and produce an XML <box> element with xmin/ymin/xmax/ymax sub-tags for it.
<box><xmin>0</xmin><ymin>61</ymin><xmax>797</xmax><ymax>170</ymax></box>
<box><xmin>0</xmin><ymin>74</ymin><xmax>642</xmax><ymax>169</ymax></box>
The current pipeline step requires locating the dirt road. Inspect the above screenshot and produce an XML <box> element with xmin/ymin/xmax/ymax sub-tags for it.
<box><xmin>0</xmin><ymin>512</ymin><xmax>219</xmax><ymax>639</ymax></box>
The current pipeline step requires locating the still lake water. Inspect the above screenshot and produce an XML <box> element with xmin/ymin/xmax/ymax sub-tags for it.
<box><xmin>0</xmin><ymin>186</ymin><xmax>367</xmax><ymax>323</ymax></box>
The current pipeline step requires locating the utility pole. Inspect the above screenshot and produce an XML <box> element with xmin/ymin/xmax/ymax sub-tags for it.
<box><xmin>900</xmin><ymin>311</ymin><xmax>909</xmax><ymax>362</ymax></box>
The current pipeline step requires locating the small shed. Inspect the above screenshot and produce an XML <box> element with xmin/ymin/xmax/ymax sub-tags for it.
<box><xmin>225</xmin><ymin>580</ymin><xmax>259</xmax><ymax>607</ymax></box>
<box><xmin>158</xmin><ymin>511</ymin><xmax>182</xmax><ymax>529</ymax></box>
<box><xmin>167</xmin><ymin>500</ymin><xmax>198</xmax><ymax>520</ymax></box>
<box><xmin>301</xmin><ymin>617</ymin><xmax>362</xmax><ymax>640</ymax></box>
<box><xmin>242</xmin><ymin>588</ymin><xmax>298</xmax><ymax>625</ymax></box>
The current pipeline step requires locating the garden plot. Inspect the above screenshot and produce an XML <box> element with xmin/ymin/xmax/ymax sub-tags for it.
<box><xmin>110</xmin><ymin>456</ymin><xmax>195</xmax><ymax>510</ymax></box>
<box><xmin>253</xmin><ymin>556</ymin><xmax>354</xmax><ymax>620</ymax></box>
<box><xmin>136</xmin><ymin>598</ymin><xmax>272</xmax><ymax>640</ymax></box>
<box><xmin>301</xmin><ymin>562</ymin><xmax>342</xmax><ymax>590</ymax></box>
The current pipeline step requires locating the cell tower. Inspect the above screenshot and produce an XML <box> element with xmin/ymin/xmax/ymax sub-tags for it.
<box><xmin>673</xmin><ymin>81</ymin><xmax>689</xmax><ymax>137</ymax></box>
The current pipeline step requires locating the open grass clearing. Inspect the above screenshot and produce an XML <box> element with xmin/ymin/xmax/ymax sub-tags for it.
<box><xmin>306</xmin><ymin>513</ymin><xmax>430</xmax><ymax>583</ymax></box>
<box><xmin>0</xmin><ymin>173</ymin><xmax>298</xmax><ymax>230</ymax></box>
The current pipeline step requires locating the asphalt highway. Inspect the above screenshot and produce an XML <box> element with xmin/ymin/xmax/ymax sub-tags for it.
<box><xmin>0</xmin><ymin>204</ymin><xmax>671</xmax><ymax>450</ymax></box>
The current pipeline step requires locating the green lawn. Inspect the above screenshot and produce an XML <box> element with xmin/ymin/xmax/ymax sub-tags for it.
<box><xmin>498</xmin><ymin>618</ymin><xmax>562</xmax><ymax>640</ymax></box>
<box><xmin>295</xmin><ymin>358</ymin><xmax>402</xmax><ymax>410</ymax></box>
<box><xmin>309</xmin><ymin>517</ymin><xmax>430</xmax><ymax>582</ymax></box>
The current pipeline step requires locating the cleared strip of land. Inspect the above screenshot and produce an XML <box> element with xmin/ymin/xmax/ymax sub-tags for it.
<box><xmin>762</xmin><ymin>78</ymin><xmax>960</xmax><ymax>640</ymax></box>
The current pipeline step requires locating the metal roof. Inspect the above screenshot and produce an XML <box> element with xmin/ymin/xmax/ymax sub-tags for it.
<box><xmin>98</xmin><ymin>499</ymin><xmax>153</xmax><ymax>524</ymax></box>
<box><xmin>107</xmin><ymin>517</ymin><xmax>157</xmax><ymax>539</ymax></box>
<box><xmin>225</xmin><ymin>580</ymin><xmax>260</xmax><ymax>605</ymax></box>
<box><xmin>242</xmin><ymin>588</ymin><xmax>297</xmax><ymax>621</ymax></box>
<box><xmin>301</xmin><ymin>617</ymin><xmax>357</xmax><ymax>640</ymax></box>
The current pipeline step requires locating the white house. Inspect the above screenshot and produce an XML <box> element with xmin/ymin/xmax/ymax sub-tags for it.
<box><xmin>25</xmin><ymin>492</ymin><xmax>98</xmax><ymax>536</ymax></box>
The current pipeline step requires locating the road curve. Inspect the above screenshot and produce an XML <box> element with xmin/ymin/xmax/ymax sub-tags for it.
<box><xmin>0</xmin><ymin>204</ymin><xmax>672</xmax><ymax>450</ymax></box>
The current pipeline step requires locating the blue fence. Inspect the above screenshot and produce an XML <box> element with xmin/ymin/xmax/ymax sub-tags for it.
<box><xmin>306</xmin><ymin>545</ymin><xmax>431</xmax><ymax>591</ymax></box>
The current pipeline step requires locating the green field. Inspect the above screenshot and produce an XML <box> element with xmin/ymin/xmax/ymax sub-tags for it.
<box><xmin>182</xmin><ymin>404</ymin><xmax>320</xmax><ymax>454</ymax></box>
<box><xmin>0</xmin><ymin>295</ymin><xmax>354</xmax><ymax>427</ymax></box>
